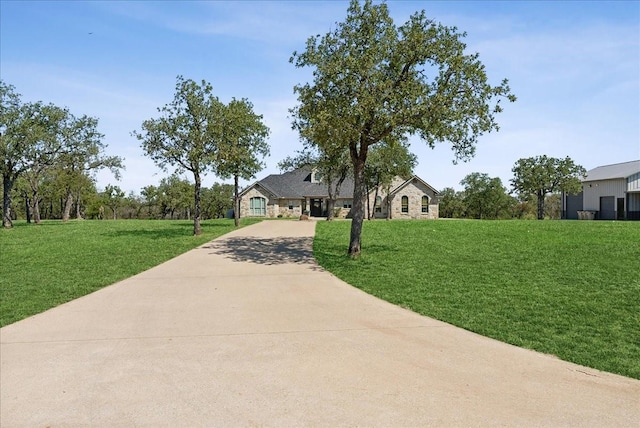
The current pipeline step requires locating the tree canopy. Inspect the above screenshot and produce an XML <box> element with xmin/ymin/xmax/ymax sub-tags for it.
<box><xmin>135</xmin><ymin>77</ymin><xmax>269</xmax><ymax>232</ymax></box>
<box><xmin>460</xmin><ymin>172</ymin><xmax>513</xmax><ymax>220</ymax></box>
<box><xmin>1</xmin><ymin>80</ymin><xmax>122</xmax><ymax>227</ymax></box>
<box><xmin>511</xmin><ymin>155</ymin><xmax>586</xmax><ymax>220</ymax></box>
<box><xmin>364</xmin><ymin>141</ymin><xmax>417</xmax><ymax>219</ymax></box>
<box><xmin>216</xmin><ymin>98</ymin><xmax>270</xmax><ymax>226</ymax></box>
<box><xmin>134</xmin><ymin>76</ymin><xmax>225</xmax><ymax>235</ymax></box>
<box><xmin>290</xmin><ymin>0</ymin><xmax>515</xmax><ymax>256</ymax></box>
<box><xmin>57</xmin><ymin>113</ymin><xmax>123</xmax><ymax>221</ymax></box>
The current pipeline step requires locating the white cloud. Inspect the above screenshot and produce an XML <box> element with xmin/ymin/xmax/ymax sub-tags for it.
<box><xmin>96</xmin><ymin>1</ymin><xmax>347</xmax><ymax>46</ymax></box>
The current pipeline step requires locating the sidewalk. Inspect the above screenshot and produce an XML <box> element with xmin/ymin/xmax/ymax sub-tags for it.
<box><xmin>1</xmin><ymin>220</ymin><xmax>638</xmax><ymax>427</ymax></box>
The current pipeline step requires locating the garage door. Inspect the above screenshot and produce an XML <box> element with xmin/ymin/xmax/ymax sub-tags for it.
<box><xmin>599</xmin><ymin>196</ymin><xmax>615</xmax><ymax>220</ymax></box>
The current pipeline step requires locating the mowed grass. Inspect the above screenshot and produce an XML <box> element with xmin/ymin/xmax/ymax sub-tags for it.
<box><xmin>314</xmin><ymin>220</ymin><xmax>640</xmax><ymax>379</ymax></box>
<box><xmin>0</xmin><ymin>219</ymin><xmax>261</xmax><ymax>327</ymax></box>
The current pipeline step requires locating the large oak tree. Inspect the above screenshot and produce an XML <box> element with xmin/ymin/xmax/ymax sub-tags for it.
<box><xmin>460</xmin><ymin>172</ymin><xmax>513</xmax><ymax>220</ymax></box>
<box><xmin>135</xmin><ymin>76</ymin><xmax>225</xmax><ymax>235</ymax></box>
<box><xmin>290</xmin><ymin>0</ymin><xmax>515</xmax><ymax>257</ymax></box>
<box><xmin>511</xmin><ymin>155</ymin><xmax>586</xmax><ymax>220</ymax></box>
<box><xmin>1</xmin><ymin>82</ymin><xmax>71</xmax><ymax>227</ymax></box>
<box><xmin>57</xmin><ymin>113</ymin><xmax>123</xmax><ymax>221</ymax></box>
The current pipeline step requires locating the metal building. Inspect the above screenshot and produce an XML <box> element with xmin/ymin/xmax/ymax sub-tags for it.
<box><xmin>563</xmin><ymin>160</ymin><xmax>640</xmax><ymax>220</ymax></box>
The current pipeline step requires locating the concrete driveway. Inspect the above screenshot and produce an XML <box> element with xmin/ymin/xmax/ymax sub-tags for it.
<box><xmin>1</xmin><ymin>220</ymin><xmax>638</xmax><ymax>427</ymax></box>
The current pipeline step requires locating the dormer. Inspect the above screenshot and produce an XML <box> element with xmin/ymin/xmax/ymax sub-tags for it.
<box><xmin>311</xmin><ymin>168</ymin><xmax>322</xmax><ymax>184</ymax></box>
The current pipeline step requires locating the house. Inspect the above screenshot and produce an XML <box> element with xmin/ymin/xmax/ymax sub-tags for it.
<box><xmin>238</xmin><ymin>167</ymin><xmax>440</xmax><ymax>219</ymax></box>
<box><xmin>562</xmin><ymin>160</ymin><xmax>640</xmax><ymax>220</ymax></box>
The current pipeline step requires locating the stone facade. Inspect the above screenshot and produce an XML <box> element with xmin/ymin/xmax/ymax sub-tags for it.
<box><xmin>276</xmin><ymin>199</ymin><xmax>303</xmax><ymax>218</ymax></box>
<box><xmin>239</xmin><ymin>186</ymin><xmax>277</xmax><ymax>218</ymax></box>
<box><xmin>367</xmin><ymin>177</ymin><xmax>439</xmax><ymax>219</ymax></box>
<box><xmin>239</xmin><ymin>174</ymin><xmax>439</xmax><ymax>220</ymax></box>
<box><xmin>239</xmin><ymin>186</ymin><xmax>306</xmax><ymax>218</ymax></box>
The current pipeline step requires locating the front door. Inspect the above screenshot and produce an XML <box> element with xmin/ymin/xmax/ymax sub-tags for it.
<box><xmin>617</xmin><ymin>198</ymin><xmax>625</xmax><ymax>220</ymax></box>
<box><xmin>310</xmin><ymin>198</ymin><xmax>323</xmax><ymax>217</ymax></box>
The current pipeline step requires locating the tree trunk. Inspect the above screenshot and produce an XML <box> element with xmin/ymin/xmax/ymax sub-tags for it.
<box><xmin>348</xmin><ymin>155</ymin><xmax>367</xmax><ymax>257</ymax></box>
<box><xmin>326</xmin><ymin>197</ymin><xmax>336</xmax><ymax>221</ymax></box>
<box><xmin>386</xmin><ymin>185</ymin><xmax>392</xmax><ymax>220</ymax></box>
<box><xmin>22</xmin><ymin>192</ymin><xmax>31</xmax><ymax>223</ymax></box>
<box><xmin>30</xmin><ymin>188</ymin><xmax>41</xmax><ymax>224</ymax></box>
<box><xmin>62</xmin><ymin>190</ymin><xmax>73</xmax><ymax>222</ymax></box>
<box><xmin>2</xmin><ymin>175</ymin><xmax>15</xmax><ymax>228</ymax></box>
<box><xmin>366</xmin><ymin>183</ymin><xmax>371</xmax><ymax>220</ymax></box>
<box><xmin>193</xmin><ymin>173</ymin><xmax>202</xmax><ymax>235</ymax></box>
<box><xmin>326</xmin><ymin>177</ymin><xmax>335</xmax><ymax>221</ymax></box>
<box><xmin>370</xmin><ymin>185</ymin><xmax>380</xmax><ymax>220</ymax></box>
<box><xmin>537</xmin><ymin>190</ymin><xmax>545</xmax><ymax>220</ymax></box>
<box><xmin>326</xmin><ymin>171</ymin><xmax>347</xmax><ymax>221</ymax></box>
<box><xmin>233</xmin><ymin>175</ymin><xmax>240</xmax><ymax>227</ymax></box>
<box><xmin>76</xmin><ymin>191</ymin><xmax>83</xmax><ymax>219</ymax></box>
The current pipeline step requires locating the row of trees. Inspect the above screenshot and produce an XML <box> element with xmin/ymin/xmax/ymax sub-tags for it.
<box><xmin>1</xmin><ymin>80</ymin><xmax>123</xmax><ymax>227</ymax></box>
<box><xmin>134</xmin><ymin>76</ymin><xmax>270</xmax><ymax>234</ymax></box>
<box><xmin>5</xmin><ymin>174</ymin><xmax>235</xmax><ymax>222</ymax></box>
<box><xmin>3</xmin><ymin>1</ymin><xmax>586</xmax><ymax>260</ymax></box>
<box><xmin>440</xmin><ymin>173</ymin><xmax>562</xmax><ymax>220</ymax></box>
<box><xmin>438</xmin><ymin>156</ymin><xmax>586</xmax><ymax>220</ymax></box>
<box><xmin>1</xmin><ymin>77</ymin><xmax>270</xmax><ymax>233</ymax></box>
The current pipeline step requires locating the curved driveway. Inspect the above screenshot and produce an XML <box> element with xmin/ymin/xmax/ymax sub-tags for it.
<box><xmin>1</xmin><ymin>220</ymin><xmax>638</xmax><ymax>427</ymax></box>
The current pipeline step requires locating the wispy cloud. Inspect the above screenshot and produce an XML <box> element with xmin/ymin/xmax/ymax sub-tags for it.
<box><xmin>95</xmin><ymin>1</ymin><xmax>347</xmax><ymax>46</ymax></box>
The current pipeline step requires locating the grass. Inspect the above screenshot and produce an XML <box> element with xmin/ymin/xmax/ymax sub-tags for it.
<box><xmin>313</xmin><ymin>219</ymin><xmax>640</xmax><ymax>379</ymax></box>
<box><xmin>0</xmin><ymin>218</ymin><xmax>261</xmax><ymax>327</ymax></box>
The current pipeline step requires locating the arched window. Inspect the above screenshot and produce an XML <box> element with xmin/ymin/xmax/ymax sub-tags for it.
<box><xmin>249</xmin><ymin>197</ymin><xmax>266</xmax><ymax>216</ymax></box>
<box><xmin>422</xmin><ymin>195</ymin><xmax>429</xmax><ymax>213</ymax></box>
<box><xmin>375</xmin><ymin>196</ymin><xmax>382</xmax><ymax>213</ymax></box>
<box><xmin>401</xmin><ymin>196</ymin><xmax>409</xmax><ymax>213</ymax></box>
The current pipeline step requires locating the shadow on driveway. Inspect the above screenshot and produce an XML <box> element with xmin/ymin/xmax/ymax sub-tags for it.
<box><xmin>204</xmin><ymin>236</ymin><xmax>322</xmax><ymax>269</ymax></box>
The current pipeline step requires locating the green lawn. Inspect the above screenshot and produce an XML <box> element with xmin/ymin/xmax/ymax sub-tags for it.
<box><xmin>313</xmin><ymin>219</ymin><xmax>640</xmax><ymax>379</ymax></box>
<box><xmin>0</xmin><ymin>219</ymin><xmax>260</xmax><ymax>327</ymax></box>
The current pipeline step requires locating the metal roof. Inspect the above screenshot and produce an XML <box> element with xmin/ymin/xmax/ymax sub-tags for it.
<box><xmin>584</xmin><ymin>160</ymin><xmax>640</xmax><ymax>182</ymax></box>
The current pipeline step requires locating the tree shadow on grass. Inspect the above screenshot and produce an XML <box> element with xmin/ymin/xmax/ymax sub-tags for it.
<box><xmin>102</xmin><ymin>222</ymin><xmax>236</xmax><ymax>240</ymax></box>
<box><xmin>203</xmin><ymin>236</ymin><xmax>322</xmax><ymax>269</ymax></box>
<box><xmin>104</xmin><ymin>228</ymin><xmax>197</xmax><ymax>240</ymax></box>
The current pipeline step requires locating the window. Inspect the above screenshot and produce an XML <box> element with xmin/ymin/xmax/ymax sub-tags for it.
<box><xmin>249</xmin><ymin>197</ymin><xmax>266</xmax><ymax>216</ymax></box>
<box><xmin>375</xmin><ymin>196</ymin><xmax>382</xmax><ymax>213</ymax></box>
<box><xmin>401</xmin><ymin>196</ymin><xmax>408</xmax><ymax>213</ymax></box>
<box><xmin>343</xmin><ymin>200</ymin><xmax>352</xmax><ymax>209</ymax></box>
<box><xmin>288</xmin><ymin>200</ymin><xmax>294</xmax><ymax>210</ymax></box>
<box><xmin>422</xmin><ymin>196</ymin><xmax>429</xmax><ymax>213</ymax></box>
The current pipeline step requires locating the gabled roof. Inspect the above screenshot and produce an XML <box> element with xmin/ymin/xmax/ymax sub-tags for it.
<box><xmin>584</xmin><ymin>160</ymin><xmax>640</xmax><ymax>182</ymax></box>
<box><xmin>389</xmin><ymin>175</ymin><xmax>440</xmax><ymax>196</ymax></box>
<box><xmin>241</xmin><ymin>167</ymin><xmax>440</xmax><ymax>200</ymax></box>
<box><xmin>240</xmin><ymin>167</ymin><xmax>354</xmax><ymax>199</ymax></box>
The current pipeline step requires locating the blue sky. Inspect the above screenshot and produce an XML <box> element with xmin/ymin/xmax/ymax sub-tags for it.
<box><xmin>2</xmin><ymin>1</ymin><xmax>638</xmax><ymax>194</ymax></box>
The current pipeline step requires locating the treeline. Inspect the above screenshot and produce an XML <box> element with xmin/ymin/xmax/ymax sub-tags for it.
<box><xmin>439</xmin><ymin>172</ymin><xmax>561</xmax><ymax>220</ymax></box>
<box><xmin>2</xmin><ymin>77</ymin><xmax>268</xmax><ymax>230</ymax></box>
<box><xmin>1</xmin><ymin>81</ymin><xmax>124</xmax><ymax>227</ymax></box>
<box><xmin>5</xmin><ymin>174</ymin><xmax>234</xmax><ymax>222</ymax></box>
